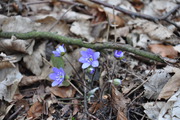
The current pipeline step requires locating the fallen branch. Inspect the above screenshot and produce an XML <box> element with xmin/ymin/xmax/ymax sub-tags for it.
<box><xmin>90</xmin><ymin>0</ymin><xmax>180</xmax><ymax>30</ymax></box>
<box><xmin>0</xmin><ymin>31</ymin><xmax>164</xmax><ymax>62</ymax></box>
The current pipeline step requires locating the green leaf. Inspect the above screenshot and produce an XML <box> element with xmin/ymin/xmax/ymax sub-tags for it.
<box><xmin>51</xmin><ymin>55</ymin><xmax>64</xmax><ymax>68</ymax></box>
<box><xmin>60</xmin><ymin>80</ymin><xmax>70</xmax><ymax>86</ymax></box>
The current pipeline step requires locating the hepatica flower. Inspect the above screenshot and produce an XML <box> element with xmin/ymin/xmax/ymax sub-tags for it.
<box><xmin>52</xmin><ymin>44</ymin><xmax>66</xmax><ymax>57</ymax></box>
<box><xmin>49</xmin><ymin>67</ymin><xmax>65</xmax><ymax>86</ymax></box>
<box><xmin>79</xmin><ymin>49</ymin><xmax>100</xmax><ymax>69</ymax></box>
<box><xmin>114</xmin><ymin>50</ymin><xmax>124</xmax><ymax>60</ymax></box>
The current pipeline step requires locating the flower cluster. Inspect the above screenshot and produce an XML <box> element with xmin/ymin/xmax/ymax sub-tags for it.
<box><xmin>49</xmin><ymin>45</ymin><xmax>66</xmax><ymax>87</ymax></box>
<box><xmin>79</xmin><ymin>48</ymin><xmax>100</xmax><ymax>74</ymax></box>
<box><xmin>49</xmin><ymin>45</ymin><xmax>124</xmax><ymax>86</ymax></box>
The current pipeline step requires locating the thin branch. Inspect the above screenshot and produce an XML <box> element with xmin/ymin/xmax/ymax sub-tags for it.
<box><xmin>90</xmin><ymin>0</ymin><xmax>180</xmax><ymax>30</ymax></box>
<box><xmin>0</xmin><ymin>31</ymin><xmax>165</xmax><ymax>63</ymax></box>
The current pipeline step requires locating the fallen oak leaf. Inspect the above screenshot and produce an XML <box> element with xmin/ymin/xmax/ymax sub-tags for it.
<box><xmin>148</xmin><ymin>44</ymin><xmax>178</xmax><ymax>59</ymax></box>
<box><xmin>158</xmin><ymin>67</ymin><xmax>180</xmax><ymax>99</ymax></box>
<box><xmin>27</xmin><ymin>101</ymin><xmax>43</xmax><ymax>119</ymax></box>
<box><xmin>50</xmin><ymin>86</ymin><xmax>76</xmax><ymax>98</ymax></box>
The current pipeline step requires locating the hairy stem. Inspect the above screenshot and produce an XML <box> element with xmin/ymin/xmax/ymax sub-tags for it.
<box><xmin>0</xmin><ymin>31</ymin><xmax>164</xmax><ymax>62</ymax></box>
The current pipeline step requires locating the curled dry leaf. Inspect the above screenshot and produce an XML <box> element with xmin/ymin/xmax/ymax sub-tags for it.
<box><xmin>148</xmin><ymin>44</ymin><xmax>178</xmax><ymax>59</ymax></box>
<box><xmin>50</xmin><ymin>86</ymin><xmax>76</xmax><ymax>98</ymax></box>
<box><xmin>158</xmin><ymin>89</ymin><xmax>180</xmax><ymax>120</ymax></box>
<box><xmin>36</xmin><ymin>16</ymin><xmax>70</xmax><ymax>36</ymax></box>
<box><xmin>2</xmin><ymin>16</ymin><xmax>35</xmax><ymax>32</ymax></box>
<box><xmin>23</xmin><ymin>41</ymin><xmax>47</xmax><ymax>75</ymax></box>
<box><xmin>142</xmin><ymin>1</ymin><xmax>177</xmax><ymax>17</ymax></box>
<box><xmin>88</xmin><ymin>102</ymin><xmax>103</xmax><ymax>114</ymax></box>
<box><xmin>143</xmin><ymin>102</ymin><xmax>165</xmax><ymax>120</ymax></box>
<box><xmin>0</xmin><ymin>67</ymin><xmax>23</xmax><ymax>102</ymax></box>
<box><xmin>0</xmin><ymin>38</ymin><xmax>35</xmax><ymax>55</ymax></box>
<box><xmin>27</xmin><ymin>101</ymin><xmax>43</xmax><ymax>119</ymax></box>
<box><xmin>143</xmin><ymin>70</ymin><xmax>171</xmax><ymax>99</ymax></box>
<box><xmin>158</xmin><ymin>67</ymin><xmax>180</xmax><ymax>100</ymax></box>
<box><xmin>19</xmin><ymin>76</ymin><xmax>45</xmax><ymax>86</ymax></box>
<box><xmin>111</xmin><ymin>85</ymin><xmax>129</xmax><ymax>119</ymax></box>
<box><xmin>70</xmin><ymin>20</ymin><xmax>95</xmax><ymax>42</ymax></box>
<box><xmin>129</xmin><ymin>19</ymin><xmax>173</xmax><ymax>40</ymax></box>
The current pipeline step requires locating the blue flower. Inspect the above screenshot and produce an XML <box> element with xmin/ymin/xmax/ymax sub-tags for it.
<box><xmin>114</xmin><ymin>50</ymin><xmax>124</xmax><ymax>60</ymax></box>
<box><xmin>79</xmin><ymin>49</ymin><xmax>100</xmax><ymax>69</ymax></box>
<box><xmin>52</xmin><ymin>44</ymin><xmax>66</xmax><ymax>57</ymax></box>
<box><xmin>49</xmin><ymin>67</ymin><xmax>65</xmax><ymax>86</ymax></box>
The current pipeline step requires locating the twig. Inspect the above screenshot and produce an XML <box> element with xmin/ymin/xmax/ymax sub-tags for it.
<box><xmin>8</xmin><ymin>105</ymin><xmax>24</xmax><ymax>120</ymax></box>
<box><xmin>90</xmin><ymin>0</ymin><xmax>180</xmax><ymax>30</ymax></box>
<box><xmin>66</xmin><ymin>79</ymin><xmax>83</xmax><ymax>96</ymax></box>
<box><xmin>0</xmin><ymin>31</ymin><xmax>166</xmax><ymax>63</ymax></box>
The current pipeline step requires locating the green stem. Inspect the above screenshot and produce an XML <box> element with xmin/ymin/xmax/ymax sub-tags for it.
<box><xmin>0</xmin><ymin>31</ymin><xmax>164</xmax><ymax>62</ymax></box>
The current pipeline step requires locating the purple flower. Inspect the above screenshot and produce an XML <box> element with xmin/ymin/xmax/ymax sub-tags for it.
<box><xmin>79</xmin><ymin>49</ymin><xmax>100</xmax><ymax>69</ymax></box>
<box><xmin>114</xmin><ymin>50</ymin><xmax>124</xmax><ymax>59</ymax></box>
<box><xmin>49</xmin><ymin>67</ymin><xmax>65</xmax><ymax>86</ymax></box>
<box><xmin>52</xmin><ymin>44</ymin><xmax>66</xmax><ymax>57</ymax></box>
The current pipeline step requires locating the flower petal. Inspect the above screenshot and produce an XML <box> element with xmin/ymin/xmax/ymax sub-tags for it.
<box><xmin>58</xmin><ymin>46</ymin><xmax>65</xmax><ymax>52</ymax></box>
<box><xmin>93</xmin><ymin>52</ymin><xmax>100</xmax><ymax>60</ymax></box>
<box><xmin>52</xmin><ymin>51</ymin><xmax>60</xmax><ymax>57</ymax></box>
<box><xmin>59</xmin><ymin>68</ymin><xmax>65</xmax><ymax>75</ymax></box>
<box><xmin>82</xmin><ymin>63</ymin><xmax>90</xmax><ymax>69</ymax></box>
<box><xmin>79</xmin><ymin>57</ymin><xmax>86</xmax><ymax>63</ymax></box>
<box><xmin>49</xmin><ymin>73</ymin><xmax>57</xmax><ymax>80</ymax></box>
<box><xmin>52</xmin><ymin>80</ymin><xmax>60</xmax><ymax>87</ymax></box>
<box><xmin>52</xmin><ymin>67</ymin><xmax>60</xmax><ymax>73</ymax></box>
<box><xmin>92</xmin><ymin>61</ymin><xmax>99</xmax><ymax>67</ymax></box>
<box><xmin>81</xmin><ymin>51</ymin><xmax>88</xmax><ymax>57</ymax></box>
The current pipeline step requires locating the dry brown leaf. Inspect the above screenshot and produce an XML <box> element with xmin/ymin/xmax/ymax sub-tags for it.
<box><xmin>19</xmin><ymin>76</ymin><xmax>44</xmax><ymax>86</ymax></box>
<box><xmin>148</xmin><ymin>44</ymin><xmax>178</xmax><ymax>59</ymax></box>
<box><xmin>0</xmin><ymin>38</ymin><xmax>35</xmax><ymax>54</ymax></box>
<box><xmin>158</xmin><ymin>67</ymin><xmax>180</xmax><ymax>99</ymax></box>
<box><xmin>88</xmin><ymin>102</ymin><xmax>103</xmax><ymax>114</ymax></box>
<box><xmin>143</xmin><ymin>70</ymin><xmax>171</xmax><ymax>99</ymax></box>
<box><xmin>0</xmin><ymin>67</ymin><xmax>23</xmax><ymax>102</ymax></box>
<box><xmin>59</xmin><ymin>9</ymin><xmax>92</xmax><ymax>22</ymax></box>
<box><xmin>27</xmin><ymin>101</ymin><xmax>43</xmax><ymax>119</ymax></box>
<box><xmin>50</xmin><ymin>86</ymin><xmax>76</xmax><ymax>98</ymax></box>
<box><xmin>130</xmin><ymin>19</ymin><xmax>173</xmax><ymax>40</ymax></box>
<box><xmin>116</xmin><ymin>110</ymin><xmax>128</xmax><ymax>120</ymax></box>
<box><xmin>23</xmin><ymin>41</ymin><xmax>47</xmax><ymax>75</ymax></box>
<box><xmin>107</xmin><ymin>12</ymin><xmax>125</xmax><ymax>27</ymax></box>
<box><xmin>159</xmin><ymin>89</ymin><xmax>180</xmax><ymax>120</ymax></box>
<box><xmin>2</xmin><ymin>16</ymin><xmax>35</xmax><ymax>32</ymax></box>
<box><xmin>72</xmin><ymin>99</ymin><xmax>79</xmax><ymax>116</ymax></box>
<box><xmin>70</xmin><ymin>20</ymin><xmax>95</xmax><ymax>42</ymax></box>
<box><xmin>111</xmin><ymin>85</ymin><xmax>129</xmax><ymax>115</ymax></box>
<box><xmin>36</xmin><ymin>16</ymin><xmax>70</xmax><ymax>36</ymax></box>
<box><xmin>143</xmin><ymin>102</ymin><xmax>165</xmax><ymax>120</ymax></box>
<box><xmin>142</xmin><ymin>1</ymin><xmax>177</xmax><ymax>17</ymax></box>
